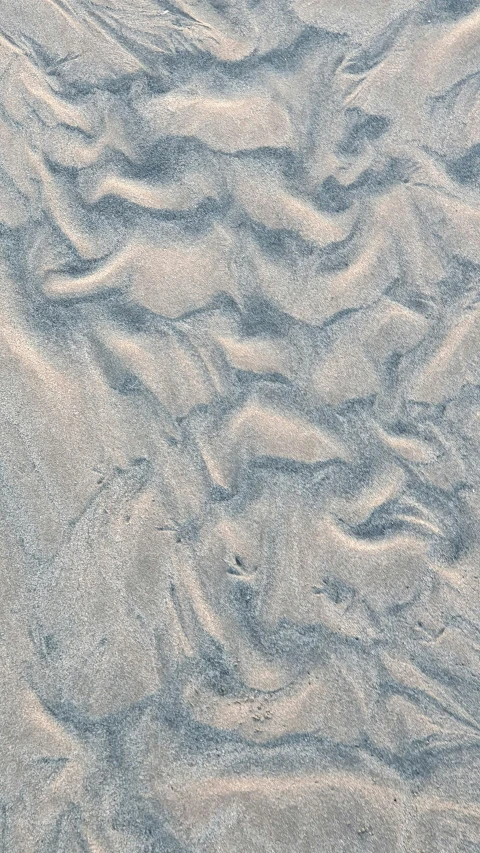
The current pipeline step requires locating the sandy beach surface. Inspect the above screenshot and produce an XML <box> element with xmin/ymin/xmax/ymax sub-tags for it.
<box><xmin>0</xmin><ymin>1</ymin><xmax>480</xmax><ymax>850</ymax></box>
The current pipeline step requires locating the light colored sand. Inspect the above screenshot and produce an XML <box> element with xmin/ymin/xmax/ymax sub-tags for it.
<box><xmin>0</xmin><ymin>1</ymin><xmax>480</xmax><ymax>850</ymax></box>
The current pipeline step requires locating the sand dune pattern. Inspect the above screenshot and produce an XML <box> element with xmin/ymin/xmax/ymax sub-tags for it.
<box><xmin>0</xmin><ymin>0</ymin><xmax>480</xmax><ymax>850</ymax></box>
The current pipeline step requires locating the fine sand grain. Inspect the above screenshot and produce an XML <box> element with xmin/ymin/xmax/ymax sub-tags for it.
<box><xmin>0</xmin><ymin>1</ymin><xmax>480</xmax><ymax>850</ymax></box>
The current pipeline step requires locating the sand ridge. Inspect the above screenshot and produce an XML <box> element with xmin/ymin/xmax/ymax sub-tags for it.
<box><xmin>0</xmin><ymin>0</ymin><xmax>479</xmax><ymax>850</ymax></box>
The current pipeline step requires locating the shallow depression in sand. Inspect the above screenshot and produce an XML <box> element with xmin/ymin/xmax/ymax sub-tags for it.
<box><xmin>0</xmin><ymin>1</ymin><xmax>480</xmax><ymax>851</ymax></box>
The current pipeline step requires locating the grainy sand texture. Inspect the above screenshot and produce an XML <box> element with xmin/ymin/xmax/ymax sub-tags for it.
<box><xmin>1</xmin><ymin>0</ymin><xmax>480</xmax><ymax>850</ymax></box>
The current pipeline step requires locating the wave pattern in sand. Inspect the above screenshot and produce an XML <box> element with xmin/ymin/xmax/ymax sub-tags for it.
<box><xmin>0</xmin><ymin>1</ymin><xmax>480</xmax><ymax>850</ymax></box>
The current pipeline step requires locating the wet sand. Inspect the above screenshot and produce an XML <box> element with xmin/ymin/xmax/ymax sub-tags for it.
<box><xmin>0</xmin><ymin>1</ymin><xmax>480</xmax><ymax>850</ymax></box>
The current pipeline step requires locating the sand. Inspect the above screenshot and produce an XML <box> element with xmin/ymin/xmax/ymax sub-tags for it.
<box><xmin>0</xmin><ymin>0</ymin><xmax>479</xmax><ymax>850</ymax></box>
